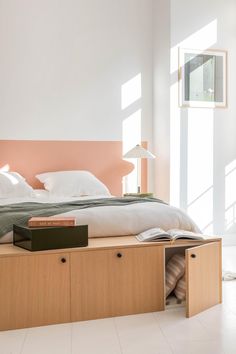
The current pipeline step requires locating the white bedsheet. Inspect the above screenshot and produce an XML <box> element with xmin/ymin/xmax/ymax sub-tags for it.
<box><xmin>0</xmin><ymin>193</ymin><xmax>200</xmax><ymax>243</ymax></box>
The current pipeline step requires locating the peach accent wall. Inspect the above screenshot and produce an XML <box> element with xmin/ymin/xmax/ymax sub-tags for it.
<box><xmin>0</xmin><ymin>140</ymin><xmax>147</xmax><ymax>196</ymax></box>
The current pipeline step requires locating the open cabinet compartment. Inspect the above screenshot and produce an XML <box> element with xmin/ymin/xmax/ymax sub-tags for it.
<box><xmin>165</xmin><ymin>245</ymin><xmax>189</xmax><ymax>310</ymax></box>
<box><xmin>164</xmin><ymin>241</ymin><xmax>222</xmax><ymax>317</ymax></box>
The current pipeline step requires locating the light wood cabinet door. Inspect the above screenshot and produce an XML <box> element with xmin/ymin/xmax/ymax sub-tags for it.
<box><xmin>0</xmin><ymin>253</ymin><xmax>70</xmax><ymax>330</ymax></box>
<box><xmin>70</xmin><ymin>246</ymin><xmax>164</xmax><ymax>322</ymax></box>
<box><xmin>186</xmin><ymin>241</ymin><xmax>222</xmax><ymax>317</ymax></box>
<box><xmin>110</xmin><ymin>246</ymin><xmax>164</xmax><ymax>316</ymax></box>
<box><xmin>70</xmin><ymin>249</ymin><xmax>113</xmax><ymax>321</ymax></box>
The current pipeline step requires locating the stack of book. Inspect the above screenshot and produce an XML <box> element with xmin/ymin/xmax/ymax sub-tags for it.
<box><xmin>28</xmin><ymin>216</ymin><xmax>76</xmax><ymax>228</ymax></box>
<box><xmin>14</xmin><ymin>217</ymin><xmax>87</xmax><ymax>252</ymax></box>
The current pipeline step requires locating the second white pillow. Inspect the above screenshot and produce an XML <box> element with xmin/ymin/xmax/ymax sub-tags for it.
<box><xmin>36</xmin><ymin>170</ymin><xmax>111</xmax><ymax>197</ymax></box>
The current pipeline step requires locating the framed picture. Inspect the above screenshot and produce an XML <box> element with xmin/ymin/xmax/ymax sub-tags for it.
<box><xmin>179</xmin><ymin>48</ymin><xmax>227</xmax><ymax>108</ymax></box>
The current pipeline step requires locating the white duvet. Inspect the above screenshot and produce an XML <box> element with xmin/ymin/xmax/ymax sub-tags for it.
<box><xmin>0</xmin><ymin>192</ymin><xmax>200</xmax><ymax>243</ymax></box>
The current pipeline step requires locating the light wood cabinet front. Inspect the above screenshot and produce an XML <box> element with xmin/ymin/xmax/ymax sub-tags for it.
<box><xmin>186</xmin><ymin>241</ymin><xmax>222</xmax><ymax>317</ymax></box>
<box><xmin>0</xmin><ymin>253</ymin><xmax>70</xmax><ymax>330</ymax></box>
<box><xmin>0</xmin><ymin>237</ymin><xmax>222</xmax><ymax>330</ymax></box>
<box><xmin>110</xmin><ymin>246</ymin><xmax>164</xmax><ymax>316</ymax></box>
<box><xmin>70</xmin><ymin>246</ymin><xmax>164</xmax><ymax>322</ymax></box>
<box><xmin>70</xmin><ymin>249</ymin><xmax>113</xmax><ymax>321</ymax></box>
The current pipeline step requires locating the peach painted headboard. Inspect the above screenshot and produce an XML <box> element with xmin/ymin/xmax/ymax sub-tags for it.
<box><xmin>0</xmin><ymin>140</ymin><xmax>147</xmax><ymax>196</ymax></box>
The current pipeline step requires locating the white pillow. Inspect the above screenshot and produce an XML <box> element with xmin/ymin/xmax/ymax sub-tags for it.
<box><xmin>0</xmin><ymin>171</ymin><xmax>34</xmax><ymax>198</ymax></box>
<box><xmin>36</xmin><ymin>170</ymin><xmax>111</xmax><ymax>197</ymax></box>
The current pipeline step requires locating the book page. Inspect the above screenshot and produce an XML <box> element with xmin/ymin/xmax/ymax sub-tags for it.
<box><xmin>136</xmin><ymin>228</ymin><xmax>170</xmax><ymax>242</ymax></box>
<box><xmin>168</xmin><ymin>229</ymin><xmax>204</xmax><ymax>240</ymax></box>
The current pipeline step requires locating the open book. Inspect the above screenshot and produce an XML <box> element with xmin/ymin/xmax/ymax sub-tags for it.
<box><xmin>136</xmin><ymin>228</ymin><xmax>205</xmax><ymax>242</ymax></box>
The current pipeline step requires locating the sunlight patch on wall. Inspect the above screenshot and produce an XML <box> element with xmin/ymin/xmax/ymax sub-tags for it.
<box><xmin>225</xmin><ymin>160</ymin><xmax>236</xmax><ymax>232</ymax></box>
<box><xmin>170</xmin><ymin>19</ymin><xmax>218</xmax><ymax>218</ymax></box>
<box><xmin>187</xmin><ymin>110</ymin><xmax>213</xmax><ymax>203</ymax></box>
<box><xmin>187</xmin><ymin>109</ymin><xmax>213</xmax><ymax>233</ymax></box>
<box><xmin>122</xmin><ymin>110</ymin><xmax>141</xmax><ymax>193</ymax></box>
<box><xmin>170</xmin><ymin>80</ymin><xmax>180</xmax><ymax>206</ymax></box>
<box><xmin>121</xmin><ymin>74</ymin><xmax>142</xmax><ymax>110</ymax></box>
<box><xmin>121</xmin><ymin>73</ymin><xmax>142</xmax><ymax>193</ymax></box>
<box><xmin>170</xmin><ymin>19</ymin><xmax>218</xmax><ymax>75</ymax></box>
<box><xmin>188</xmin><ymin>186</ymin><xmax>213</xmax><ymax>234</ymax></box>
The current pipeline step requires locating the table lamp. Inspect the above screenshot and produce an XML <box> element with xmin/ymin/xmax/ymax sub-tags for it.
<box><xmin>123</xmin><ymin>144</ymin><xmax>155</xmax><ymax>193</ymax></box>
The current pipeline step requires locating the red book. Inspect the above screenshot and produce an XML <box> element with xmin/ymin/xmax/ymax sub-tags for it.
<box><xmin>28</xmin><ymin>216</ymin><xmax>76</xmax><ymax>227</ymax></box>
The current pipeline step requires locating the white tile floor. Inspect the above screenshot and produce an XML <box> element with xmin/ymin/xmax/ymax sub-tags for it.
<box><xmin>1</xmin><ymin>246</ymin><xmax>236</xmax><ymax>354</ymax></box>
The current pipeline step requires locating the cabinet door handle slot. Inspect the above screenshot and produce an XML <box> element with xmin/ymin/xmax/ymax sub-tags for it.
<box><xmin>191</xmin><ymin>254</ymin><xmax>196</xmax><ymax>258</ymax></box>
<box><xmin>61</xmin><ymin>257</ymin><xmax>67</xmax><ymax>263</ymax></box>
<box><xmin>117</xmin><ymin>253</ymin><xmax>122</xmax><ymax>258</ymax></box>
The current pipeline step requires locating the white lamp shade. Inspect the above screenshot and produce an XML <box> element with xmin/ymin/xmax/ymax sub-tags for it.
<box><xmin>123</xmin><ymin>144</ymin><xmax>155</xmax><ymax>159</ymax></box>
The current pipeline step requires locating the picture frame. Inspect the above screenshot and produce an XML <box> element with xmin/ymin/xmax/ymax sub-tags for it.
<box><xmin>178</xmin><ymin>48</ymin><xmax>227</xmax><ymax>108</ymax></box>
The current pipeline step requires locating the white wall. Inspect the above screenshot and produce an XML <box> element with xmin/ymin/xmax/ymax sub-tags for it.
<box><xmin>152</xmin><ymin>0</ymin><xmax>236</xmax><ymax>238</ymax></box>
<box><xmin>152</xmin><ymin>0</ymin><xmax>170</xmax><ymax>202</ymax></box>
<box><xmin>1</xmin><ymin>0</ymin><xmax>236</xmax><ymax>236</ymax></box>
<box><xmin>0</xmin><ymin>0</ymin><xmax>153</xmax><ymax>142</ymax></box>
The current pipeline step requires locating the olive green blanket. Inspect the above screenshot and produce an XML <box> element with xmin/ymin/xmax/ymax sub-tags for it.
<box><xmin>0</xmin><ymin>197</ymin><xmax>164</xmax><ymax>238</ymax></box>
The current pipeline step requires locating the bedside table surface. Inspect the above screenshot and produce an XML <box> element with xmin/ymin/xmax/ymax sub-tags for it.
<box><xmin>123</xmin><ymin>192</ymin><xmax>153</xmax><ymax>198</ymax></box>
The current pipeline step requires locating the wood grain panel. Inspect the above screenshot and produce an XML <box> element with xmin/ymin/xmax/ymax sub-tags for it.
<box><xmin>70</xmin><ymin>249</ymin><xmax>113</xmax><ymax>321</ymax></box>
<box><xmin>0</xmin><ymin>253</ymin><xmax>70</xmax><ymax>330</ymax></box>
<box><xmin>186</xmin><ymin>241</ymin><xmax>222</xmax><ymax>317</ymax></box>
<box><xmin>111</xmin><ymin>246</ymin><xmax>164</xmax><ymax>316</ymax></box>
<box><xmin>0</xmin><ymin>237</ymin><xmax>222</xmax><ymax>330</ymax></box>
<box><xmin>70</xmin><ymin>246</ymin><xmax>164</xmax><ymax>321</ymax></box>
<box><xmin>0</xmin><ymin>237</ymin><xmax>221</xmax><ymax>258</ymax></box>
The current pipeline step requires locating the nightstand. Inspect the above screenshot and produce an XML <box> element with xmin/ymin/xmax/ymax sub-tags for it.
<box><xmin>123</xmin><ymin>192</ymin><xmax>154</xmax><ymax>198</ymax></box>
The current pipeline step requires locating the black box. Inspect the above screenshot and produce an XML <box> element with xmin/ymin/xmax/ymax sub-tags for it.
<box><xmin>13</xmin><ymin>224</ymin><xmax>88</xmax><ymax>251</ymax></box>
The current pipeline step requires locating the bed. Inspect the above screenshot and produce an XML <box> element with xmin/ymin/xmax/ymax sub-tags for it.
<box><xmin>0</xmin><ymin>192</ymin><xmax>200</xmax><ymax>244</ymax></box>
<box><xmin>0</xmin><ymin>140</ymin><xmax>200</xmax><ymax>244</ymax></box>
<box><xmin>0</xmin><ymin>171</ymin><xmax>199</xmax><ymax>243</ymax></box>
<box><xmin>0</xmin><ymin>141</ymin><xmax>222</xmax><ymax>330</ymax></box>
